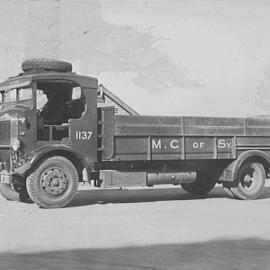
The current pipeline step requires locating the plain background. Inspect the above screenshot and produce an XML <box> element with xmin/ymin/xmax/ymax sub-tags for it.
<box><xmin>1</xmin><ymin>2</ymin><xmax>270</xmax><ymax>269</ymax></box>
<box><xmin>1</xmin><ymin>0</ymin><xmax>270</xmax><ymax>117</ymax></box>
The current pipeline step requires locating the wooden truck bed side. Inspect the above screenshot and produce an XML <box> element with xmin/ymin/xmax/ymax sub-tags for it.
<box><xmin>99</xmin><ymin>108</ymin><xmax>270</xmax><ymax>162</ymax></box>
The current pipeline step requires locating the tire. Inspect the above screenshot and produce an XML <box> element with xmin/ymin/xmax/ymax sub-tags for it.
<box><xmin>181</xmin><ymin>171</ymin><xmax>216</xmax><ymax>195</ymax></box>
<box><xmin>231</xmin><ymin>162</ymin><xmax>265</xmax><ymax>200</ymax></box>
<box><xmin>0</xmin><ymin>183</ymin><xmax>29</xmax><ymax>202</ymax></box>
<box><xmin>22</xmin><ymin>58</ymin><xmax>72</xmax><ymax>73</ymax></box>
<box><xmin>26</xmin><ymin>156</ymin><xmax>79</xmax><ymax>208</ymax></box>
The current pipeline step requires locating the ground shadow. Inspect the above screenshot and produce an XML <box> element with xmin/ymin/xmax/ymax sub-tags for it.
<box><xmin>68</xmin><ymin>186</ymin><xmax>270</xmax><ymax>208</ymax></box>
<box><xmin>1</xmin><ymin>238</ymin><xmax>270</xmax><ymax>270</ymax></box>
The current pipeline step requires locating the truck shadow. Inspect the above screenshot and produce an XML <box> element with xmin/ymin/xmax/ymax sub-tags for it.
<box><xmin>1</xmin><ymin>238</ymin><xmax>270</xmax><ymax>270</ymax></box>
<box><xmin>69</xmin><ymin>186</ymin><xmax>270</xmax><ymax>207</ymax></box>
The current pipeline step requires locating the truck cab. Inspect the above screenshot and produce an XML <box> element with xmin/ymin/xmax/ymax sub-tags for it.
<box><xmin>0</xmin><ymin>62</ymin><xmax>99</xmax><ymax>205</ymax></box>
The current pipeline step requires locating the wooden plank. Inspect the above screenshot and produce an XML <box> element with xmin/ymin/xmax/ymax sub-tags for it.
<box><xmin>236</xmin><ymin>136</ymin><xmax>270</xmax><ymax>147</ymax></box>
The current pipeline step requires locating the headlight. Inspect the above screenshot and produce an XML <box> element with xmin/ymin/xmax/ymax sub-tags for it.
<box><xmin>12</xmin><ymin>138</ymin><xmax>21</xmax><ymax>152</ymax></box>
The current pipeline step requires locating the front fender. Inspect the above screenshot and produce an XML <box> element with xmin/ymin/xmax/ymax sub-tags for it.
<box><xmin>16</xmin><ymin>144</ymin><xmax>89</xmax><ymax>177</ymax></box>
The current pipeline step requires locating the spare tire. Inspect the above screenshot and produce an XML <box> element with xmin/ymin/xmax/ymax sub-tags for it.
<box><xmin>22</xmin><ymin>58</ymin><xmax>72</xmax><ymax>73</ymax></box>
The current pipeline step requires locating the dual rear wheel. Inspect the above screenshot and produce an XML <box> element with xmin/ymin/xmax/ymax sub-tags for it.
<box><xmin>181</xmin><ymin>161</ymin><xmax>266</xmax><ymax>200</ymax></box>
<box><xmin>181</xmin><ymin>171</ymin><xmax>217</xmax><ymax>195</ymax></box>
<box><xmin>223</xmin><ymin>162</ymin><xmax>265</xmax><ymax>200</ymax></box>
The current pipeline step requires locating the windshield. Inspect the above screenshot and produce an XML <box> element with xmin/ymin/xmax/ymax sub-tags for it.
<box><xmin>1</xmin><ymin>87</ymin><xmax>33</xmax><ymax>109</ymax></box>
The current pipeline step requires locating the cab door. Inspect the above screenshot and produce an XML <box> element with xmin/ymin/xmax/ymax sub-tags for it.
<box><xmin>69</xmin><ymin>86</ymin><xmax>98</xmax><ymax>164</ymax></box>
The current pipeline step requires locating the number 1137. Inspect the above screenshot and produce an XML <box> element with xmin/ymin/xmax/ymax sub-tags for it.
<box><xmin>75</xmin><ymin>131</ymin><xmax>93</xmax><ymax>140</ymax></box>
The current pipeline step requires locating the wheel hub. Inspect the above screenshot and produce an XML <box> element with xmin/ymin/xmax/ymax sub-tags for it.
<box><xmin>243</xmin><ymin>175</ymin><xmax>253</xmax><ymax>188</ymax></box>
<box><xmin>241</xmin><ymin>167</ymin><xmax>258</xmax><ymax>190</ymax></box>
<box><xmin>41</xmin><ymin>168</ymin><xmax>68</xmax><ymax>195</ymax></box>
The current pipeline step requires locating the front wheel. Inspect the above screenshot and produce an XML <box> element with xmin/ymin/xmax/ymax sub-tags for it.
<box><xmin>230</xmin><ymin>162</ymin><xmax>265</xmax><ymax>200</ymax></box>
<box><xmin>26</xmin><ymin>156</ymin><xmax>79</xmax><ymax>208</ymax></box>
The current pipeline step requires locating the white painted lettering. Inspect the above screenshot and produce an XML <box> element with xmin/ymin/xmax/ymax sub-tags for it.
<box><xmin>218</xmin><ymin>139</ymin><xmax>226</xmax><ymax>148</ymax></box>
<box><xmin>193</xmin><ymin>142</ymin><xmax>199</xmax><ymax>148</ymax></box>
<box><xmin>170</xmin><ymin>139</ymin><xmax>180</xmax><ymax>149</ymax></box>
<box><xmin>199</xmin><ymin>142</ymin><xmax>205</xmax><ymax>148</ymax></box>
<box><xmin>218</xmin><ymin>139</ymin><xmax>232</xmax><ymax>149</ymax></box>
<box><xmin>75</xmin><ymin>131</ymin><xmax>92</xmax><ymax>140</ymax></box>
<box><xmin>226</xmin><ymin>142</ymin><xmax>232</xmax><ymax>148</ymax></box>
<box><xmin>193</xmin><ymin>141</ymin><xmax>205</xmax><ymax>149</ymax></box>
<box><xmin>152</xmin><ymin>139</ymin><xmax>162</xmax><ymax>149</ymax></box>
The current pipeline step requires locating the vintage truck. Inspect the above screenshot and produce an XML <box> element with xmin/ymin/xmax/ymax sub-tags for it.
<box><xmin>0</xmin><ymin>58</ymin><xmax>269</xmax><ymax>208</ymax></box>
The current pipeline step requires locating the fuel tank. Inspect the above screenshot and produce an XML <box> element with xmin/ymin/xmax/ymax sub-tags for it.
<box><xmin>147</xmin><ymin>171</ymin><xmax>197</xmax><ymax>186</ymax></box>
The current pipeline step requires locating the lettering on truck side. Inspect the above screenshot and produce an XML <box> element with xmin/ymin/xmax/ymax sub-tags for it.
<box><xmin>151</xmin><ymin>138</ymin><xmax>232</xmax><ymax>152</ymax></box>
<box><xmin>218</xmin><ymin>139</ymin><xmax>232</xmax><ymax>149</ymax></box>
<box><xmin>152</xmin><ymin>139</ymin><xmax>162</xmax><ymax>149</ymax></box>
<box><xmin>170</xmin><ymin>139</ymin><xmax>180</xmax><ymax>149</ymax></box>
<box><xmin>192</xmin><ymin>142</ymin><xmax>205</xmax><ymax>149</ymax></box>
<box><xmin>152</xmin><ymin>139</ymin><xmax>181</xmax><ymax>150</ymax></box>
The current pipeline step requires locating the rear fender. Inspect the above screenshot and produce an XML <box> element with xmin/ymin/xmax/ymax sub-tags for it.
<box><xmin>219</xmin><ymin>150</ymin><xmax>270</xmax><ymax>182</ymax></box>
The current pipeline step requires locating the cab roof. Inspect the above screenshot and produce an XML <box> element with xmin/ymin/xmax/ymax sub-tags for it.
<box><xmin>0</xmin><ymin>71</ymin><xmax>98</xmax><ymax>91</ymax></box>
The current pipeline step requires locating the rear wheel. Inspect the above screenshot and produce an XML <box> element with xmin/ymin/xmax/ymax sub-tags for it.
<box><xmin>181</xmin><ymin>171</ymin><xmax>217</xmax><ymax>195</ymax></box>
<box><xmin>231</xmin><ymin>162</ymin><xmax>265</xmax><ymax>200</ymax></box>
<box><xmin>26</xmin><ymin>156</ymin><xmax>79</xmax><ymax>208</ymax></box>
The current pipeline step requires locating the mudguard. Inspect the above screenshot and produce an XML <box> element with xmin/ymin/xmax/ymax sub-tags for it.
<box><xmin>219</xmin><ymin>150</ymin><xmax>270</xmax><ymax>182</ymax></box>
<box><xmin>17</xmin><ymin>144</ymin><xmax>90</xmax><ymax>178</ymax></box>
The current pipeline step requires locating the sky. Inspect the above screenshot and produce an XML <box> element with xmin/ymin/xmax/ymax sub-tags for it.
<box><xmin>0</xmin><ymin>0</ymin><xmax>270</xmax><ymax>117</ymax></box>
<box><xmin>98</xmin><ymin>0</ymin><xmax>270</xmax><ymax>116</ymax></box>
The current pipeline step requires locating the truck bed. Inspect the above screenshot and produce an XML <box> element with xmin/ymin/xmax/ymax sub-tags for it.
<box><xmin>100</xmin><ymin>108</ymin><xmax>270</xmax><ymax>161</ymax></box>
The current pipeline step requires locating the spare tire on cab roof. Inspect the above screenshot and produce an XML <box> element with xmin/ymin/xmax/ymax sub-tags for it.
<box><xmin>22</xmin><ymin>58</ymin><xmax>72</xmax><ymax>73</ymax></box>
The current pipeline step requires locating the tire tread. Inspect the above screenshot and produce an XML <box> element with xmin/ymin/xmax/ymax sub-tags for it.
<box><xmin>231</xmin><ymin>162</ymin><xmax>265</xmax><ymax>200</ymax></box>
<box><xmin>22</xmin><ymin>58</ymin><xmax>72</xmax><ymax>73</ymax></box>
<box><xmin>26</xmin><ymin>156</ymin><xmax>79</xmax><ymax>208</ymax></box>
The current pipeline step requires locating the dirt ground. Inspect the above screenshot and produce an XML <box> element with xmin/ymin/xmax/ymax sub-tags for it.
<box><xmin>1</xmin><ymin>184</ymin><xmax>270</xmax><ymax>270</ymax></box>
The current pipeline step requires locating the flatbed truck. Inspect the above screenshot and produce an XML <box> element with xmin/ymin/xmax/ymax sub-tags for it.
<box><xmin>0</xmin><ymin>59</ymin><xmax>269</xmax><ymax>208</ymax></box>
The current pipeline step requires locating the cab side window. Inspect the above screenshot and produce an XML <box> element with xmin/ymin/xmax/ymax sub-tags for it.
<box><xmin>36</xmin><ymin>89</ymin><xmax>48</xmax><ymax>111</ymax></box>
<box><xmin>36</xmin><ymin>81</ymin><xmax>86</xmax><ymax>141</ymax></box>
<box><xmin>18</xmin><ymin>88</ymin><xmax>32</xmax><ymax>101</ymax></box>
<box><xmin>65</xmin><ymin>87</ymin><xmax>85</xmax><ymax>120</ymax></box>
<box><xmin>4</xmin><ymin>89</ymin><xmax>16</xmax><ymax>103</ymax></box>
<box><xmin>72</xmin><ymin>87</ymin><xmax>82</xmax><ymax>100</ymax></box>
